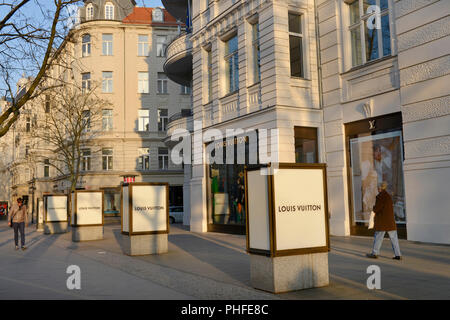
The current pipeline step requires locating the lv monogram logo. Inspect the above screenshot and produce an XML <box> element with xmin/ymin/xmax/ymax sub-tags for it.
<box><xmin>369</xmin><ymin>120</ymin><xmax>376</xmax><ymax>130</ymax></box>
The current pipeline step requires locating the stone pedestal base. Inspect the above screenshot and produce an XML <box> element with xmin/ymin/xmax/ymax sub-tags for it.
<box><xmin>37</xmin><ymin>223</ymin><xmax>44</xmax><ymax>232</ymax></box>
<box><xmin>72</xmin><ymin>226</ymin><xmax>103</xmax><ymax>242</ymax></box>
<box><xmin>122</xmin><ymin>234</ymin><xmax>168</xmax><ymax>256</ymax></box>
<box><xmin>250</xmin><ymin>253</ymin><xmax>329</xmax><ymax>293</ymax></box>
<box><xmin>44</xmin><ymin>222</ymin><xmax>68</xmax><ymax>234</ymax></box>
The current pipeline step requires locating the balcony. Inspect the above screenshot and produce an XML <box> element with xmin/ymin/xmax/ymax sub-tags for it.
<box><xmin>164</xmin><ymin>109</ymin><xmax>193</xmax><ymax>148</ymax></box>
<box><xmin>164</xmin><ymin>32</ymin><xmax>193</xmax><ymax>87</ymax></box>
<box><xmin>161</xmin><ymin>0</ymin><xmax>189</xmax><ymax>22</ymax></box>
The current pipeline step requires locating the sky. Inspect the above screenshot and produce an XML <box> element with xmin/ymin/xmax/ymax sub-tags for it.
<box><xmin>138</xmin><ymin>0</ymin><xmax>163</xmax><ymax>7</ymax></box>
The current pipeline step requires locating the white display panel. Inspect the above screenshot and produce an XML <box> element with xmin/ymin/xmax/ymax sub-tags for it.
<box><xmin>132</xmin><ymin>185</ymin><xmax>167</xmax><ymax>233</ymax></box>
<box><xmin>46</xmin><ymin>196</ymin><xmax>68</xmax><ymax>222</ymax></box>
<box><xmin>273</xmin><ymin>169</ymin><xmax>327</xmax><ymax>251</ymax></box>
<box><xmin>247</xmin><ymin>170</ymin><xmax>271</xmax><ymax>251</ymax></box>
<box><xmin>76</xmin><ymin>192</ymin><xmax>103</xmax><ymax>225</ymax></box>
<box><xmin>122</xmin><ymin>186</ymin><xmax>129</xmax><ymax>233</ymax></box>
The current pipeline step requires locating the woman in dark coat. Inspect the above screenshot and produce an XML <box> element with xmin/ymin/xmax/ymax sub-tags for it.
<box><xmin>366</xmin><ymin>182</ymin><xmax>402</xmax><ymax>260</ymax></box>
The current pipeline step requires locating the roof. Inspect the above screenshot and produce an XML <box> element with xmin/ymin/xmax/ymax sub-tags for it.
<box><xmin>122</xmin><ymin>7</ymin><xmax>181</xmax><ymax>26</ymax></box>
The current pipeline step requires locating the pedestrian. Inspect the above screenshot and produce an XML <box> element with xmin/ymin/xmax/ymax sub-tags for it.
<box><xmin>366</xmin><ymin>181</ymin><xmax>402</xmax><ymax>260</ymax></box>
<box><xmin>8</xmin><ymin>198</ymin><xmax>28</xmax><ymax>251</ymax></box>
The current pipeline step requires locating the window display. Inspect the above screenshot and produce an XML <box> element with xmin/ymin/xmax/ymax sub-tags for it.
<box><xmin>207</xmin><ymin>134</ymin><xmax>256</xmax><ymax>233</ymax></box>
<box><xmin>209</xmin><ymin>164</ymin><xmax>246</xmax><ymax>226</ymax></box>
<box><xmin>103</xmin><ymin>188</ymin><xmax>120</xmax><ymax>217</ymax></box>
<box><xmin>350</xmin><ymin>131</ymin><xmax>406</xmax><ymax>224</ymax></box>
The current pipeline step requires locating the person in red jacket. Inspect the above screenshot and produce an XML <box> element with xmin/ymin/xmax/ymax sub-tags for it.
<box><xmin>366</xmin><ymin>182</ymin><xmax>402</xmax><ymax>260</ymax></box>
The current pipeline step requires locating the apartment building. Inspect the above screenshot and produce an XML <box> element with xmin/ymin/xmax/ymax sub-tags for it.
<box><xmin>163</xmin><ymin>0</ymin><xmax>449</xmax><ymax>244</ymax></box>
<box><xmin>1</xmin><ymin>0</ymin><xmax>191</xmax><ymax>218</ymax></box>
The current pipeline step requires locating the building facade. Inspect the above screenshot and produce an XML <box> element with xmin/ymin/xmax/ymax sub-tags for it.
<box><xmin>0</xmin><ymin>1</ymin><xmax>191</xmax><ymax>219</ymax></box>
<box><xmin>163</xmin><ymin>0</ymin><xmax>449</xmax><ymax>244</ymax></box>
<box><xmin>316</xmin><ymin>0</ymin><xmax>449</xmax><ymax>244</ymax></box>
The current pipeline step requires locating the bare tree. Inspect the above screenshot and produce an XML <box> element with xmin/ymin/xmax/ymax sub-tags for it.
<box><xmin>31</xmin><ymin>80</ymin><xmax>111</xmax><ymax>193</ymax></box>
<box><xmin>0</xmin><ymin>0</ymin><xmax>82</xmax><ymax>137</ymax></box>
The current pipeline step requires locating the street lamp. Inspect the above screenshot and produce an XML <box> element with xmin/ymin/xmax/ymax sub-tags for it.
<box><xmin>28</xmin><ymin>178</ymin><xmax>36</xmax><ymax>224</ymax></box>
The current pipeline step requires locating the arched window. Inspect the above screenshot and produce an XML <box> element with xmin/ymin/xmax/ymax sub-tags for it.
<box><xmin>82</xmin><ymin>34</ymin><xmax>91</xmax><ymax>57</ymax></box>
<box><xmin>105</xmin><ymin>2</ymin><xmax>114</xmax><ymax>20</ymax></box>
<box><xmin>86</xmin><ymin>3</ymin><xmax>94</xmax><ymax>20</ymax></box>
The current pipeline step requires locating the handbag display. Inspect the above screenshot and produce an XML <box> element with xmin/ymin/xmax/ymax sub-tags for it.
<box><xmin>368</xmin><ymin>211</ymin><xmax>375</xmax><ymax>229</ymax></box>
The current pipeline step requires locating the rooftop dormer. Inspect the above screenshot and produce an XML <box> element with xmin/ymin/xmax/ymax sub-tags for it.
<box><xmin>80</xmin><ymin>0</ymin><xmax>136</xmax><ymax>23</ymax></box>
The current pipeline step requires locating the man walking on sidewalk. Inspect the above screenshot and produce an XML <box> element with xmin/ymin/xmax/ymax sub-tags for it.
<box><xmin>8</xmin><ymin>198</ymin><xmax>28</xmax><ymax>251</ymax></box>
<box><xmin>366</xmin><ymin>181</ymin><xmax>402</xmax><ymax>260</ymax></box>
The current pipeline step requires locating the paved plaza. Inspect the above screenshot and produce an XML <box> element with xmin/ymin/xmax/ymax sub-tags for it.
<box><xmin>0</xmin><ymin>218</ymin><xmax>448</xmax><ymax>300</ymax></box>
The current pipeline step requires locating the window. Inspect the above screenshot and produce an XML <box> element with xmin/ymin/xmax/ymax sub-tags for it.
<box><xmin>294</xmin><ymin>127</ymin><xmax>318</xmax><ymax>163</ymax></box>
<box><xmin>348</xmin><ymin>0</ymin><xmax>391</xmax><ymax>67</ymax></box>
<box><xmin>138</xmin><ymin>109</ymin><xmax>150</xmax><ymax>131</ymax></box>
<box><xmin>138</xmin><ymin>35</ymin><xmax>149</xmax><ymax>56</ymax></box>
<box><xmin>206</xmin><ymin>49</ymin><xmax>212</xmax><ymax>102</ymax></box>
<box><xmin>105</xmin><ymin>2</ymin><xmax>114</xmax><ymax>20</ymax></box>
<box><xmin>25</xmin><ymin>144</ymin><xmax>29</xmax><ymax>157</ymax></box>
<box><xmin>102</xmin><ymin>148</ymin><xmax>113</xmax><ymax>170</ymax></box>
<box><xmin>181</xmin><ymin>85</ymin><xmax>191</xmax><ymax>95</ymax></box>
<box><xmin>102</xmin><ymin>71</ymin><xmax>113</xmax><ymax>93</ymax></box>
<box><xmin>158</xmin><ymin>109</ymin><xmax>168</xmax><ymax>132</ymax></box>
<box><xmin>104</xmin><ymin>188</ymin><xmax>120</xmax><ymax>216</ymax></box>
<box><xmin>86</xmin><ymin>4</ymin><xmax>94</xmax><ymax>20</ymax></box>
<box><xmin>138</xmin><ymin>72</ymin><xmax>149</xmax><ymax>93</ymax></box>
<box><xmin>82</xmin><ymin>110</ymin><xmax>91</xmax><ymax>132</ymax></box>
<box><xmin>157</xmin><ymin>73</ymin><xmax>168</xmax><ymax>94</ymax></box>
<box><xmin>82</xmin><ymin>34</ymin><xmax>91</xmax><ymax>57</ymax></box>
<box><xmin>156</xmin><ymin>36</ymin><xmax>167</xmax><ymax>57</ymax></box>
<box><xmin>44</xmin><ymin>159</ymin><xmax>50</xmax><ymax>177</ymax></box>
<box><xmin>251</xmin><ymin>23</ymin><xmax>261</xmax><ymax>84</ymax></box>
<box><xmin>45</xmin><ymin>95</ymin><xmax>50</xmax><ymax>113</ymax></box>
<box><xmin>207</xmin><ymin>135</ymin><xmax>253</xmax><ymax>230</ymax></box>
<box><xmin>347</xmin><ymin>118</ymin><xmax>406</xmax><ymax>234</ymax></box>
<box><xmin>289</xmin><ymin>13</ymin><xmax>304</xmax><ymax>78</ymax></box>
<box><xmin>82</xmin><ymin>73</ymin><xmax>91</xmax><ymax>92</ymax></box>
<box><xmin>138</xmin><ymin>148</ymin><xmax>150</xmax><ymax>170</ymax></box>
<box><xmin>26</xmin><ymin>117</ymin><xmax>31</xmax><ymax>132</ymax></box>
<box><xmin>81</xmin><ymin>149</ymin><xmax>91</xmax><ymax>171</ymax></box>
<box><xmin>158</xmin><ymin>148</ymin><xmax>169</xmax><ymax>170</ymax></box>
<box><xmin>152</xmin><ymin>8</ymin><xmax>164</xmax><ymax>22</ymax></box>
<box><xmin>102</xmin><ymin>34</ymin><xmax>113</xmax><ymax>55</ymax></box>
<box><xmin>224</xmin><ymin>35</ymin><xmax>239</xmax><ymax>94</ymax></box>
<box><xmin>102</xmin><ymin>109</ymin><xmax>113</xmax><ymax>131</ymax></box>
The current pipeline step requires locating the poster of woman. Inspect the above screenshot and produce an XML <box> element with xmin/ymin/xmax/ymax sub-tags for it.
<box><xmin>350</xmin><ymin>131</ymin><xmax>406</xmax><ymax>224</ymax></box>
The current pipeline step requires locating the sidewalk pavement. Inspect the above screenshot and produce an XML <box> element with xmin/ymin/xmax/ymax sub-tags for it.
<box><xmin>0</xmin><ymin>218</ymin><xmax>448</xmax><ymax>300</ymax></box>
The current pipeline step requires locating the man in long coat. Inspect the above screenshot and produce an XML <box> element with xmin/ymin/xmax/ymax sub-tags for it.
<box><xmin>366</xmin><ymin>182</ymin><xmax>402</xmax><ymax>260</ymax></box>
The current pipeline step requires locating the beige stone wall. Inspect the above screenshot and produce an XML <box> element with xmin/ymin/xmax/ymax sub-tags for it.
<box><xmin>72</xmin><ymin>20</ymin><xmax>190</xmax><ymax>175</ymax></box>
<box><xmin>395</xmin><ymin>0</ymin><xmax>450</xmax><ymax>244</ymax></box>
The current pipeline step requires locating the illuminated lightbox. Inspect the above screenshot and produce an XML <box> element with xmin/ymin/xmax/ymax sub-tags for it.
<box><xmin>71</xmin><ymin>190</ymin><xmax>104</xmax><ymax>227</ymax></box>
<box><xmin>245</xmin><ymin>163</ymin><xmax>330</xmax><ymax>257</ymax></box>
<box><xmin>44</xmin><ymin>195</ymin><xmax>68</xmax><ymax>223</ymax></box>
<box><xmin>121</xmin><ymin>183</ymin><xmax>169</xmax><ymax>235</ymax></box>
